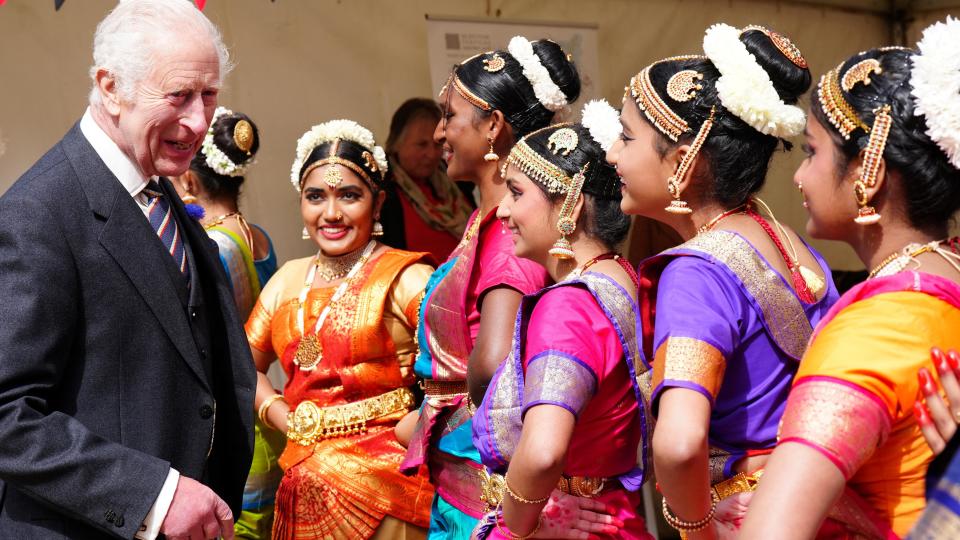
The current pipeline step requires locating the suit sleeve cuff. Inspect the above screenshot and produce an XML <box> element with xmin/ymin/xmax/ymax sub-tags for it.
<box><xmin>135</xmin><ymin>468</ymin><xmax>179</xmax><ymax>540</ymax></box>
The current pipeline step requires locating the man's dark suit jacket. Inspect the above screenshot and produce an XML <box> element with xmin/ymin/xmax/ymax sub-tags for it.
<box><xmin>0</xmin><ymin>124</ymin><xmax>256</xmax><ymax>539</ymax></box>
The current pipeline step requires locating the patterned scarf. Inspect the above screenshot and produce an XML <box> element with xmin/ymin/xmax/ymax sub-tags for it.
<box><xmin>389</xmin><ymin>156</ymin><xmax>472</xmax><ymax>238</ymax></box>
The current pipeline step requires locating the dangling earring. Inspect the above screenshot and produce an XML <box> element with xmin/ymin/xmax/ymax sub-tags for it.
<box><xmin>664</xmin><ymin>107</ymin><xmax>715</xmax><ymax>215</ymax></box>
<box><xmin>549</xmin><ymin>164</ymin><xmax>588</xmax><ymax>259</ymax></box>
<box><xmin>853</xmin><ymin>105</ymin><xmax>891</xmax><ymax>226</ymax></box>
<box><xmin>181</xmin><ymin>192</ymin><xmax>198</xmax><ymax>205</ymax></box>
<box><xmin>665</xmin><ymin>177</ymin><xmax>692</xmax><ymax>215</ymax></box>
<box><xmin>372</xmin><ymin>221</ymin><xmax>384</xmax><ymax>237</ymax></box>
<box><xmin>484</xmin><ymin>136</ymin><xmax>499</xmax><ymax>162</ymax></box>
<box><xmin>301</xmin><ymin>226</ymin><xmax>311</xmax><ymax>240</ymax></box>
<box><xmin>854</xmin><ymin>181</ymin><xmax>880</xmax><ymax>225</ymax></box>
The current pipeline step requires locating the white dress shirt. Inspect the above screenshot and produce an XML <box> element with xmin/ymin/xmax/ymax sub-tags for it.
<box><xmin>79</xmin><ymin>108</ymin><xmax>181</xmax><ymax>540</ymax></box>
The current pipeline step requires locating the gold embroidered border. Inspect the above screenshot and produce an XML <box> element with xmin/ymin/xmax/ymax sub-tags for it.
<box><xmin>913</xmin><ymin>479</ymin><xmax>960</xmax><ymax>539</ymax></box>
<box><xmin>708</xmin><ymin>447</ymin><xmax>734</xmax><ymax>485</ymax></box>
<box><xmin>653</xmin><ymin>337</ymin><xmax>726</xmax><ymax>400</ymax></box>
<box><xmin>674</xmin><ymin>231</ymin><xmax>812</xmax><ymax>360</ymax></box>
<box><xmin>778</xmin><ymin>378</ymin><xmax>890</xmax><ymax>479</ymax></box>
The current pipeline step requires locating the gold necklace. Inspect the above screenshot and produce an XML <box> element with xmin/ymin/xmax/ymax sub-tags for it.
<box><xmin>204</xmin><ymin>211</ymin><xmax>255</xmax><ymax>251</ymax></box>
<box><xmin>316</xmin><ymin>246</ymin><xmax>368</xmax><ymax>282</ymax></box>
<box><xmin>697</xmin><ymin>204</ymin><xmax>747</xmax><ymax>235</ymax></box>
<box><xmin>868</xmin><ymin>241</ymin><xmax>938</xmax><ymax>279</ymax></box>
<box><xmin>294</xmin><ymin>240</ymin><xmax>377</xmax><ymax>371</ymax></box>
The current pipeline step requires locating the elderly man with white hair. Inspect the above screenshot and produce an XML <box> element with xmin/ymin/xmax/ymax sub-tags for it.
<box><xmin>0</xmin><ymin>1</ymin><xmax>254</xmax><ymax>539</ymax></box>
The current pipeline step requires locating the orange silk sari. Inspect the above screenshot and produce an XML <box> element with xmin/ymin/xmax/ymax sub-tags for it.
<box><xmin>246</xmin><ymin>250</ymin><xmax>435</xmax><ymax>539</ymax></box>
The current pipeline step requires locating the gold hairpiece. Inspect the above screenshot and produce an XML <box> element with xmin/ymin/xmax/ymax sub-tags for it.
<box><xmin>841</xmin><ymin>58</ymin><xmax>882</xmax><ymax>92</ymax></box>
<box><xmin>817</xmin><ymin>65</ymin><xmax>869</xmax><ymax>140</ymax></box>
<box><xmin>453</xmin><ymin>75</ymin><xmax>492</xmax><ymax>111</ymax></box>
<box><xmin>299</xmin><ymin>157</ymin><xmax>375</xmax><ymax>189</ymax></box>
<box><xmin>483</xmin><ymin>53</ymin><xmax>506</xmax><ymax>73</ymax></box>
<box><xmin>506</xmin><ymin>139</ymin><xmax>571</xmax><ymax>195</ymax></box>
<box><xmin>666</xmin><ymin>70</ymin><xmax>703</xmax><ymax>103</ymax></box>
<box><xmin>741</xmin><ymin>25</ymin><xmax>808</xmax><ymax>69</ymax></box>
<box><xmin>233</xmin><ymin>119</ymin><xmax>254</xmax><ymax>155</ymax></box>
<box><xmin>547</xmin><ymin>128</ymin><xmax>579</xmax><ymax>156</ymax></box>
<box><xmin>630</xmin><ymin>67</ymin><xmax>689</xmax><ymax>141</ymax></box>
<box><xmin>362</xmin><ymin>151</ymin><xmax>379</xmax><ymax>173</ymax></box>
<box><xmin>628</xmin><ymin>56</ymin><xmax>705</xmax><ymax>141</ymax></box>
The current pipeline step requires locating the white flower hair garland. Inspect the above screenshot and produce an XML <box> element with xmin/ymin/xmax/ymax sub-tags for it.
<box><xmin>581</xmin><ymin>99</ymin><xmax>621</xmax><ymax>152</ymax></box>
<box><xmin>507</xmin><ymin>36</ymin><xmax>569</xmax><ymax>112</ymax></box>
<box><xmin>911</xmin><ymin>16</ymin><xmax>960</xmax><ymax>170</ymax></box>
<box><xmin>702</xmin><ymin>23</ymin><xmax>805</xmax><ymax>138</ymax></box>
<box><xmin>201</xmin><ymin>106</ymin><xmax>253</xmax><ymax>177</ymax></box>
<box><xmin>290</xmin><ymin>119</ymin><xmax>389</xmax><ymax>191</ymax></box>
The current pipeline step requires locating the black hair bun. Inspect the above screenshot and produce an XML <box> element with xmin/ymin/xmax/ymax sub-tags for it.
<box><xmin>739</xmin><ymin>27</ymin><xmax>811</xmax><ymax>105</ymax></box>
<box><xmin>531</xmin><ymin>39</ymin><xmax>582</xmax><ymax>107</ymax></box>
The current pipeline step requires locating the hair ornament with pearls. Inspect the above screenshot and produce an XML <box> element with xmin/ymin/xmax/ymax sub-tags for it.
<box><xmin>580</xmin><ymin>99</ymin><xmax>622</xmax><ymax>152</ymax></box>
<box><xmin>702</xmin><ymin>23</ymin><xmax>806</xmax><ymax>138</ymax></box>
<box><xmin>507</xmin><ymin>36</ymin><xmax>569</xmax><ymax>113</ymax></box>
<box><xmin>290</xmin><ymin>120</ymin><xmax>388</xmax><ymax>191</ymax></box>
<box><xmin>910</xmin><ymin>16</ymin><xmax>960</xmax><ymax>170</ymax></box>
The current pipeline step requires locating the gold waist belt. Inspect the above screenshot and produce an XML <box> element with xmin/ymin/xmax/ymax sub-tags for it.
<box><xmin>711</xmin><ymin>470</ymin><xmax>763</xmax><ymax>502</ymax></box>
<box><xmin>479</xmin><ymin>469</ymin><xmax>612</xmax><ymax>510</ymax></box>
<box><xmin>287</xmin><ymin>387</ymin><xmax>415</xmax><ymax>445</ymax></box>
<box><xmin>420</xmin><ymin>379</ymin><xmax>468</xmax><ymax>398</ymax></box>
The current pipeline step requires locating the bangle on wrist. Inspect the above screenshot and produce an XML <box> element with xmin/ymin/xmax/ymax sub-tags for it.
<box><xmin>257</xmin><ymin>393</ymin><xmax>286</xmax><ymax>429</ymax></box>
<box><xmin>494</xmin><ymin>501</ymin><xmax>544</xmax><ymax>540</ymax></box>
<box><xmin>504</xmin><ymin>473</ymin><xmax>550</xmax><ymax>505</ymax></box>
<box><xmin>661</xmin><ymin>495</ymin><xmax>717</xmax><ymax>533</ymax></box>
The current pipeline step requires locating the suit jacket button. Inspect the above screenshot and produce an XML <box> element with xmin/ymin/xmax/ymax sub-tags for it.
<box><xmin>199</xmin><ymin>404</ymin><xmax>214</xmax><ymax>419</ymax></box>
<box><xmin>190</xmin><ymin>309</ymin><xmax>197</xmax><ymax>319</ymax></box>
<box><xmin>114</xmin><ymin>514</ymin><xmax>125</xmax><ymax>527</ymax></box>
<box><xmin>104</xmin><ymin>509</ymin><xmax>116</xmax><ymax>523</ymax></box>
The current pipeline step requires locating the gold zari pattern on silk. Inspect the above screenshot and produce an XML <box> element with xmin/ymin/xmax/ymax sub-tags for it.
<box><xmin>912</xmin><ymin>481</ymin><xmax>960</xmax><ymax>539</ymax></box>
<box><xmin>678</xmin><ymin>231</ymin><xmax>813</xmax><ymax>360</ymax></box>
<box><xmin>654</xmin><ymin>337</ymin><xmax>726</xmax><ymax>400</ymax></box>
<box><xmin>778</xmin><ymin>378</ymin><xmax>891</xmax><ymax>479</ymax></box>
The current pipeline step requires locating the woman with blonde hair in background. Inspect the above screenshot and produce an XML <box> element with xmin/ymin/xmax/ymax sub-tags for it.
<box><xmin>379</xmin><ymin>97</ymin><xmax>474</xmax><ymax>263</ymax></box>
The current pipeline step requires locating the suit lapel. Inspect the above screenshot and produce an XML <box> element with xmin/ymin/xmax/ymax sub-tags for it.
<box><xmin>62</xmin><ymin>125</ymin><xmax>210</xmax><ymax>390</ymax></box>
<box><xmin>160</xmin><ymin>177</ymin><xmax>251</xmax><ymax>382</ymax></box>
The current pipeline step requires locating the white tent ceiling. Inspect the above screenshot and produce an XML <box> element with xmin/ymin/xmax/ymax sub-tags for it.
<box><xmin>780</xmin><ymin>0</ymin><xmax>959</xmax><ymax>13</ymax></box>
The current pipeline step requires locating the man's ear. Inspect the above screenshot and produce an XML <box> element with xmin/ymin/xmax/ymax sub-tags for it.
<box><xmin>95</xmin><ymin>68</ymin><xmax>123</xmax><ymax>116</ymax></box>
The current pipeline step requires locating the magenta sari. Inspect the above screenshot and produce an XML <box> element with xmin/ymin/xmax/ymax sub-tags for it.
<box><xmin>472</xmin><ymin>272</ymin><xmax>653</xmax><ymax>539</ymax></box>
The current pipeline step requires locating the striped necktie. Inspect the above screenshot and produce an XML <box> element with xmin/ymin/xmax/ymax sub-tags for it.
<box><xmin>143</xmin><ymin>180</ymin><xmax>189</xmax><ymax>279</ymax></box>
